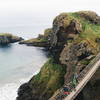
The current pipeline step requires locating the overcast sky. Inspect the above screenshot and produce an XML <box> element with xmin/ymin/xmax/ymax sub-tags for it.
<box><xmin>0</xmin><ymin>0</ymin><xmax>99</xmax><ymax>27</ymax></box>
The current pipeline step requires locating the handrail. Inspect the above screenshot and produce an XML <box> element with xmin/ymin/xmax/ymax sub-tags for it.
<box><xmin>49</xmin><ymin>53</ymin><xmax>100</xmax><ymax>100</ymax></box>
<box><xmin>64</xmin><ymin>53</ymin><xmax>100</xmax><ymax>100</ymax></box>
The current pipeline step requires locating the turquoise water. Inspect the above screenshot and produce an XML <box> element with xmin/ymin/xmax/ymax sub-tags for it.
<box><xmin>0</xmin><ymin>43</ymin><xmax>48</xmax><ymax>100</ymax></box>
<box><xmin>0</xmin><ymin>43</ymin><xmax>48</xmax><ymax>84</ymax></box>
<box><xmin>0</xmin><ymin>25</ymin><xmax>49</xmax><ymax>99</ymax></box>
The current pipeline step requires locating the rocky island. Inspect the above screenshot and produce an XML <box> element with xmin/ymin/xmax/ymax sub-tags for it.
<box><xmin>0</xmin><ymin>33</ymin><xmax>23</xmax><ymax>45</ymax></box>
<box><xmin>17</xmin><ymin>11</ymin><xmax>100</xmax><ymax>100</ymax></box>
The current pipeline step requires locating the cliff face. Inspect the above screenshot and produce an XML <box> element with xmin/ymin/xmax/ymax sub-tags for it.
<box><xmin>17</xmin><ymin>59</ymin><xmax>66</xmax><ymax>100</ymax></box>
<box><xmin>0</xmin><ymin>33</ymin><xmax>23</xmax><ymax>45</ymax></box>
<box><xmin>60</xmin><ymin>42</ymin><xmax>94</xmax><ymax>84</ymax></box>
<box><xmin>17</xmin><ymin>11</ymin><xmax>100</xmax><ymax>100</ymax></box>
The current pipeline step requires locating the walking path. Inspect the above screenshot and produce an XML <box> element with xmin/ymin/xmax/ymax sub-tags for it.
<box><xmin>49</xmin><ymin>53</ymin><xmax>100</xmax><ymax>100</ymax></box>
<box><xmin>64</xmin><ymin>57</ymin><xmax>100</xmax><ymax>100</ymax></box>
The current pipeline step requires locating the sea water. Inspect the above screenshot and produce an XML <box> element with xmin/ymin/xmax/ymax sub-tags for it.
<box><xmin>0</xmin><ymin>24</ymin><xmax>50</xmax><ymax>100</ymax></box>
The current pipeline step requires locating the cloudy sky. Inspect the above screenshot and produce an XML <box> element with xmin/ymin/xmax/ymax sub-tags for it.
<box><xmin>0</xmin><ymin>0</ymin><xmax>99</xmax><ymax>27</ymax></box>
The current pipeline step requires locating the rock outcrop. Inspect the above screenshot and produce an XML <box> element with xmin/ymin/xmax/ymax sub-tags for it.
<box><xmin>50</xmin><ymin>13</ymin><xmax>82</xmax><ymax>47</ymax></box>
<box><xmin>77</xmin><ymin>11</ymin><xmax>100</xmax><ymax>24</ymax></box>
<box><xmin>0</xmin><ymin>33</ymin><xmax>23</xmax><ymax>45</ymax></box>
<box><xmin>19</xmin><ymin>28</ymin><xmax>53</xmax><ymax>47</ymax></box>
<box><xmin>60</xmin><ymin>42</ymin><xmax>93</xmax><ymax>84</ymax></box>
<box><xmin>17</xmin><ymin>11</ymin><xmax>100</xmax><ymax>100</ymax></box>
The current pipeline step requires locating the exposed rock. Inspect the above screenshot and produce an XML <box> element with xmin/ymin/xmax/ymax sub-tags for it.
<box><xmin>77</xmin><ymin>11</ymin><xmax>100</xmax><ymax>24</ymax></box>
<box><xmin>60</xmin><ymin>42</ymin><xmax>93</xmax><ymax>83</ymax></box>
<box><xmin>50</xmin><ymin>14</ymin><xmax>82</xmax><ymax>47</ymax></box>
<box><xmin>49</xmin><ymin>14</ymin><xmax>82</xmax><ymax>63</ymax></box>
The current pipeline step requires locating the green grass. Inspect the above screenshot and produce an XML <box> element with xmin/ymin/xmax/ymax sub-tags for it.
<box><xmin>66</xmin><ymin>12</ymin><xmax>100</xmax><ymax>53</ymax></box>
<box><xmin>53</xmin><ymin>12</ymin><xmax>100</xmax><ymax>50</ymax></box>
<box><xmin>44</xmin><ymin>28</ymin><xmax>53</xmax><ymax>37</ymax></box>
<box><xmin>81</xmin><ymin>60</ymin><xmax>91</xmax><ymax>65</ymax></box>
<box><xmin>29</xmin><ymin>58</ymin><xmax>66</xmax><ymax>98</ymax></box>
<box><xmin>0</xmin><ymin>33</ymin><xmax>12</xmax><ymax>37</ymax></box>
<box><xmin>24</xmin><ymin>11</ymin><xmax>100</xmax><ymax>99</ymax></box>
<box><xmin>68</xmin><ymin>12</ymin><xmax>100</xmax><ymax>38</ymax></box>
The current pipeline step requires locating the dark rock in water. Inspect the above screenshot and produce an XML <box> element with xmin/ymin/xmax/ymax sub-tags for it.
<box><xmin>0</xmin><ymin>33</ymin><xmax>23</xmax><ymax>45</ymax></box>
<box><xmin>16</xmin><ymin>83</ymin><xmax>34</xmax><ymax>100</ymax></box>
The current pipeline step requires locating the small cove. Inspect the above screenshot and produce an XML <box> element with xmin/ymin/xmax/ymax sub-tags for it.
<box><xmin>0</xmin><ymin>25</ymin><xmax>49</xmax><ymax>100</ymax></box>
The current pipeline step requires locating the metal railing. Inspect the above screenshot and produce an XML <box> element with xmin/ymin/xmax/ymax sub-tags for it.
<box><xmin>49</xmin><ymin>53</ymin><xmax>100</xmax><ymax>100</ymax></box>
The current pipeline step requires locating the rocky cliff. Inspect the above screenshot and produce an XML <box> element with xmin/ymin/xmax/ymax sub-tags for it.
<box><xmin>17</xmin><ymin>11</ymin><xmax>100</xmax><ymax>100</ymax></box>
<box><xmin>0</xmin><ymin>33</ymin><xmax>23</xmax><ymax>45</ymax></box>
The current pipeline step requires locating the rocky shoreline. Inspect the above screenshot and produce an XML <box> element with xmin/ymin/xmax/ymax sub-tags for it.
<box><xmin>16</xmin><ymin>11</ymin><xmax>100</xmax><ymax>100</ymax></box>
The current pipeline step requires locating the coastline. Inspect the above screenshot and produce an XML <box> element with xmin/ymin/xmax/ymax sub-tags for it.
<box><xmin>0</xmin><ymin>59</ymin><xmax>48</xmax><ymax>100</ymax></box>
<box><xmin>0</xmin><ymin>42</ymin><xmax>48</xmax><ymax>100</ymax></box>
<box><xmin>16</xmin><ymin>11</ymin><xmax>100</xmax><ymax>100</ymax></box>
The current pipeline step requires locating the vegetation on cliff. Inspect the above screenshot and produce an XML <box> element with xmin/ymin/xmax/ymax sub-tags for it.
<box><xmin>0</xmin><ymin>33</ymin><xmax>23</xmax><ymax>45</ymax></box>
<box><xmin>68</xmin><ymin>11</ymin><xmax>100</xmax><ymax>49</ymax></box>
<box><xmin>19</xmin><ymin>11</ymin><xmax>100</xmax><ymax>50</ymax></box>
<box><xmin>29</xmin><ymin>58</ymin><xmax>66</xmax><ymax>99</ymax></box>
<box><xmin>17</xmin><ymin>58</ymin><xmax>66</xmax><ymax>100</ymax></box>
<box><xmin>19</xmin><ymin>28</ymin><xmax>53</xmax><ymax>47</ymax></box>
<box><xmin>17</xmin><ymin>11</ymin><xmax>100</xmax><ymax>100</ymax></box>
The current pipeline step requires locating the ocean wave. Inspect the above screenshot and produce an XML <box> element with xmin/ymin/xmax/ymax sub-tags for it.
<box><xmin>0</xmin><ymin>77</ymin><xmax>29</xmax><ymax>100</ymax></box>
<box><xmin>0</xmin><ymin>83</ymin><xmax>19</xmax><ymax>100</ymax></box>
<box><xmin>0</xmin><ymin>71</ymin><xmax>39</xmax><ymax>100</ymax></box>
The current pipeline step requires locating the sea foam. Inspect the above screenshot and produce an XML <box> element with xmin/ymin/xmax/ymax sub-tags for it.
<box><xmin>0</xmin><ymin>83</ymin><xmax>19</xmax><ymax>100</ymax></box>
<box><xmin>0</xmin><ymin>72</ymin><xmax>38</xmax><ymax>100</ymax></box>
<box><xmin>0</xmin><ymin>76</ymin><xmax>29</xmax><ymax>100</ymax></box>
